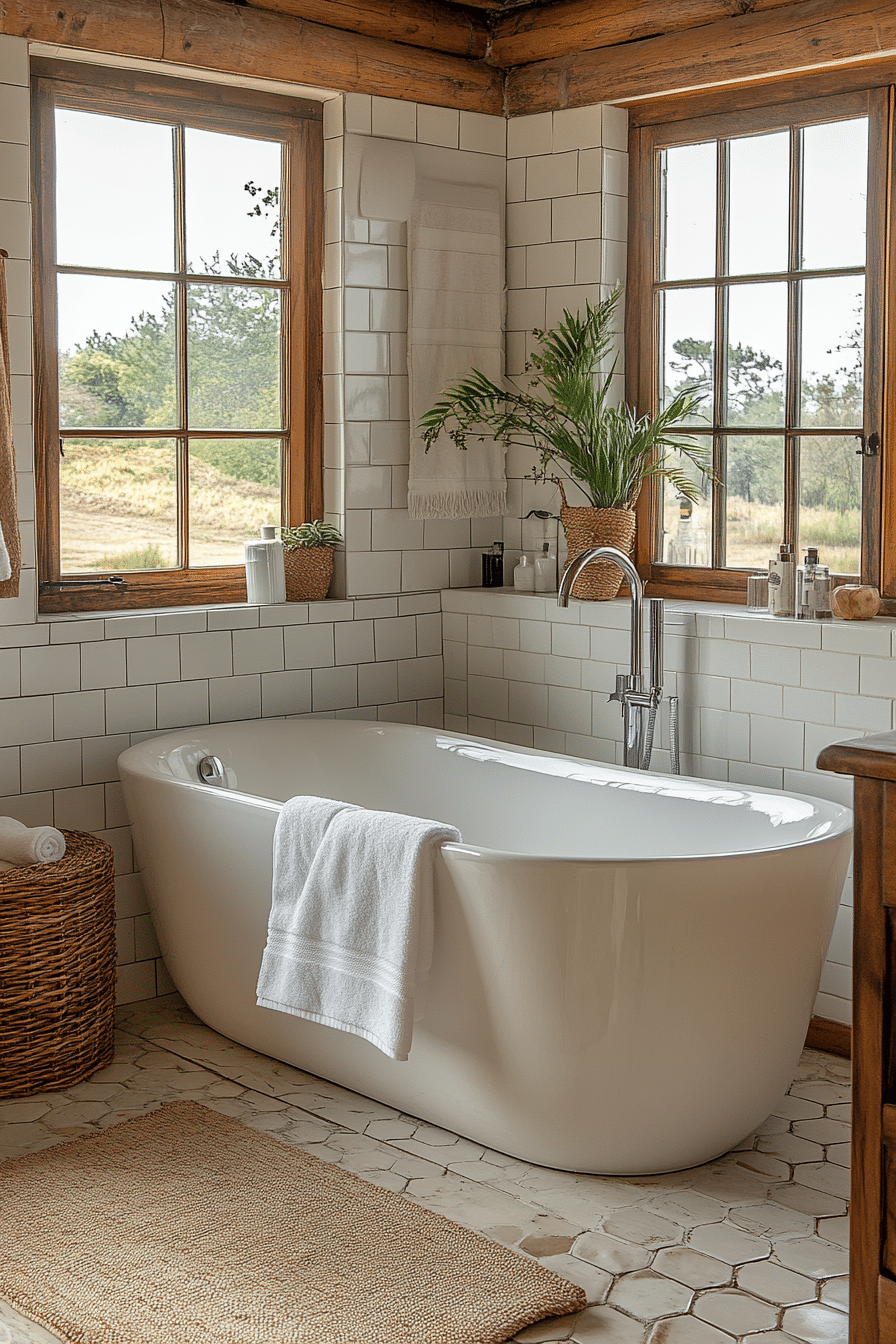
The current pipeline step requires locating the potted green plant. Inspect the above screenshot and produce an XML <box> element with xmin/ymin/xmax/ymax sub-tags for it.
<box><xmin>421</xmin><ymin>286</ymin><xmax>710</xmax><ymax>598</ymax></box>
<box><xmin>280</xmin><ymin>520</ymin><xmax>343</xmax><ymax>602</ymax></box>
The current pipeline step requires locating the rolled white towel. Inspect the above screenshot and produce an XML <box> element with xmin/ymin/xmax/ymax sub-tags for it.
<box><xmin>0</xmin><ymin>816</ymin><xmax>66</xmax><ymax>866</ymax></box>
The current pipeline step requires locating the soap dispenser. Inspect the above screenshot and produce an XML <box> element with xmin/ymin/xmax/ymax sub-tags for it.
<box><xmin>798</xmin><ymin>547</ymin><xmax>832</xmax><ymax>620</ymax></box>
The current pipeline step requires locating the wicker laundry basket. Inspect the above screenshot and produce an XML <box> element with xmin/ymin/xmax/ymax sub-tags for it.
<box><xmin>0</xmin><ymin>831</ymin><xmax>116</xmax><ymax>1099</ymax></box>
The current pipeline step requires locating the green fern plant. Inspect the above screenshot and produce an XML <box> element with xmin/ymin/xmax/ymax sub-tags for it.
<box><xmin>280</xmin><ymin>520</ymin><xmax>343</xmax><ymax>549</ymax></box>
<box><xmin>420</xmin><ymin>286</ymin><xmax>711</xmax><ymax>509</ymax></box>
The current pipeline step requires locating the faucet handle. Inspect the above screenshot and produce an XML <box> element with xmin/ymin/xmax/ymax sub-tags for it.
<box><xmin>608</xmin><ymin>673</ymin><xmax>627</xmax><ymax>703</ymax></box>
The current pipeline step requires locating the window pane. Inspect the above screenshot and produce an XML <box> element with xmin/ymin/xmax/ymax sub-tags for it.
<box><xmin>661</xmin><ymin>142</ymin><xmax>716</xmax><ymax>281</ymax></box>
<box><xmin>60</xmin><ymin>438</ymin><xmax>177</xmax><ymax>572</ymax></box>
<box><xmin>728</xmin><ymin>131</ymin><xmax>789</xmax><ymax>276</ymax></box>
<box><xmin>186</xmin><ymin>129</ymin><xmax>283</xmax><ymax>278</ymax></box>
<box><xmin>188</xmin><ymin>438</ymin><xmax>281</xmax><ymax>567</ymax></box>
<box><xmin>800</xmin><ymin>276</ymin><xmax>864</xmax><ymax>426</ymax></box>
<box><xmin>799</xmin><ymin>435</ymin><xmax>861</xmax><ymax>573</ymax></box>
<box><xmin>55</xmin><ymin>110</ymin><xmax>175</xmax><ymax>272</ymax></box>
<box><xmin>801</xmin><ymin>118</ymin><xmax>868</xmax><ymax>271</ymax></box>
<box><xmin>660</xmin><ymin>287</ymin><xmax>714</xmax><ymax>422</ymax></box>
<box><xmin>661</xmin><ymin>440</ymin><xmax>712</xmax><ymax>566</ymax></box>
<box><xmin>57</xmin><ymin>276</ymin><xmax>176</xmax><ymax>429</ymax></box>
<box><xmin>725</xmin><ymin>434</ymin><xmax>784</xmax><ymax>569</ymax></box>
<box><xmin>187</xmin><ymin>285</ymin><xmax>282</xmax><ymax>429</ymax></box>
<box><xmin>726</xmin><ymin>282</ymin><xmax>787</xmax><ymax>427</ymax></box>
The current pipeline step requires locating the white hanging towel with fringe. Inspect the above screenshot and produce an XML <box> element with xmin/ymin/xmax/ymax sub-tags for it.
<box><xmin>407</xmin><ymin>180</ymin><xmax>506</xmax><ymax>520</ymax></box>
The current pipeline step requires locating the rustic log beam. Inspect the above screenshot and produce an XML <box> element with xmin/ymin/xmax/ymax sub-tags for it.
<box><xmin>245</xmin><ymin>0</ymin><xmax>489</xmax><ymax>60</ymax></box>
<box><xmin>505</xmin><ymin>0</ymin><xmax>896</xmax><ymax>115</ymax></box>
<box><xmin>0</xmin><ymin>0</ymin><xmax>502</xmax><ymax>112</ymax></box>
<box><xmin>492</xmin><ymin>0</ymin><xmax>807</xmax><ymax>69</ymax></box>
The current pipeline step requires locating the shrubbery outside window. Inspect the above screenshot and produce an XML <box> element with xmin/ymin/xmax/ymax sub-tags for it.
<box><xmin>32</xmin><ymin>61</ymin><xmax>323</xmax><ymax>613</ymax></box>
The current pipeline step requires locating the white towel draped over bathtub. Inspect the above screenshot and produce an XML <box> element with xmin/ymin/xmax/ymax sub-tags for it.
<box><xmin>255</xmin><ymin>795</ymin><xmax>460</xmax><ymax>1061</ymax></box>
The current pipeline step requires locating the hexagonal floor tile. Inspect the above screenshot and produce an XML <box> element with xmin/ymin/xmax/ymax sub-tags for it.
<box><xmin>781</xmin><ymin>1301</ymin><xmax>849</xmax><ymax>1342</ymax></box>
<box><xmin>571</xmin><ymin>1231</ymin><xmax>652</xmax><ymax>1275</ymax></box>
<box><xmin>651</xmin><ymin>1247</ymin><xmax>730</xmax><ymax>1290</ymax></box>
<box><xmin>607</xmin><ymin>1270</ymin><xmax>694</xmax><ymax>1321</ymax></box>
<box><xmin>570</xmin><ymin>1305</ymin><xmax>648</xmax><ymax>1342</ymax></box>
<box><xmin>691</xmin><ymin>1287</ymin><xmax>779</xmax><ymax>1335</ymax></box>
<box><xmin>735</xmin><ymin>1258</ymin><xmax>816</xmax><ymax>1305</ymax></box>
<box><xmin>685</xmin><ymin>1221</ymin><xmax>771</xmax><ymax>1265</ymax></box>
<box><xmin>646</xmin><ymin>1316</ymin><xmax>732</xmax><ymax>1342</ymax></box>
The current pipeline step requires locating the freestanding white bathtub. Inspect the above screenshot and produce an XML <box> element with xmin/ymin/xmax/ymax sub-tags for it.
<box><xmin>118</xmin><ymin>718</ymin><xmax>851</xmax><ymax>1175</ymax></box>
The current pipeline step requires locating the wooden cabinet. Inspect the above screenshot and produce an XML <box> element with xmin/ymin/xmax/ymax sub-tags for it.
<box><xmin>818</xmin><ymin>732</ymin><xmax>896</xmax><ymax>1344</ymax></box>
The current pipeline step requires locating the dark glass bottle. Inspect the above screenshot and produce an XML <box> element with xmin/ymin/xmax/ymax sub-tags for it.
<box><xmin>482</xmin><ymin>541</ymin><xmax>504</xmax><ymax>588</ymax></box>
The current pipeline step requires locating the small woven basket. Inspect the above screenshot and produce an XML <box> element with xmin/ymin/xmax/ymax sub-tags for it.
<box><xmin>283</xmin><ymin>546</ymin><xmax>334</xmax><ymax>602</ymax></box>
<box><xmin>0</xmin><ymin>831</ymin><xmax>116</xmax><ymax>1099</ymax></box>
<box><xmin>558</xmin><ymin>482</ymin><xmax>636</xmax><ymax>600</ymax></box>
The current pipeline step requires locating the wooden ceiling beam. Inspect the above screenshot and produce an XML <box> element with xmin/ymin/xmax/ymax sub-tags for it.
<box><xmin>244</xmin><ymin>0</ymin><xmax>489</xmax><ymax>61</ymax></box>
<box><xmin>505</xmin><ymin>0</ymin><xmax>896</xmax><ymax>115</ymax></box>
<box><xmin>491</xmin><ymin>0</ymin><xmax>807</xmax><ymax>69</ymax></box>
<box><xmin>0</xmin><ymin>0</ymin><xmax>502</xmax><ymax>112</ymax></box>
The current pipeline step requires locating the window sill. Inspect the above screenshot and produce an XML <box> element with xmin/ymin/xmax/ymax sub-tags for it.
<box><xmin>36</xmin><ymin>599</ymin><xmax>357</xmax><ymax>634</ymax></box>
<box><xmin>440</xmin><ymin>586</ymin><xmax>896</xmax><ymax>646</ymax></box>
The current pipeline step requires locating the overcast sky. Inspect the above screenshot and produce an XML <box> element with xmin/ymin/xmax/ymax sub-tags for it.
<box><xmin>54</xmin><ymin>108</ymin><xmax>283</xmax><ymax>353</ymax></box>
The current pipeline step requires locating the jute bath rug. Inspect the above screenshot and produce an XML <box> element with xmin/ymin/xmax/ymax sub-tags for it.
<box><xmin>0</xmin><ymin>1099</ymin><xmax>585</xmax><ymax>1344</ymax></box>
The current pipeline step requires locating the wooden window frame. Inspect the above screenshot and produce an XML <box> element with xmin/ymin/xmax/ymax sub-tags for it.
<box><xmin>627</xmin><ymin>76</ymin><xmax>889</xmax><ymax>608</ymax></box>
<box><xmin>32</xmin><ymin>60</ymin><xmax>323</xmax><ymax>613</ymax></box>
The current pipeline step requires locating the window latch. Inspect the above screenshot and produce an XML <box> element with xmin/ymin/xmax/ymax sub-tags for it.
<box><xmin>39</xmin><ymin>576</ymin><xmax>128</xmax><ymax>592</ymax></box>
<box><xmin>856</xmin><ymin>432</ymin><xmax>881</xmax><ymax>457</ymax></box>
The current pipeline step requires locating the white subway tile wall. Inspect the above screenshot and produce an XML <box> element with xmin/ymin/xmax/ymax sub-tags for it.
<box><xmin>502</xmin><ymin>105</ymin><xmax>628</xmax><ymax>570</ymax></box>
<box><xmin>336</xmin><ymin>97</ymin><xmax>505</xmax><ymax>597</ymax></box>
<box><xmin>442</xmin><ymin>589</ymin><xmax>868</xmax><ymax>1027</ymax></box>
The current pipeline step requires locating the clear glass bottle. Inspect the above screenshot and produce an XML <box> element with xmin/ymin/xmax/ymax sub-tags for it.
<box><xmin>798</xmin><ymin>547</ymin><xmax>832</xmax><ymax>620</ymax></box>
<box><xmin>534</xmin><ymin>541</ymin><xmax>557</xmax><ymax>592</ymax></box>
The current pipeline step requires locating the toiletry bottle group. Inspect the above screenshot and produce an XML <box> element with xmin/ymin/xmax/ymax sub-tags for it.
<box><xmin>513</xmin><ymin>543</ymin><xmax>557</xmax><ymax>593</ymax></box>
<box><xmin>768</xmin><ymin>543</ymin><xmax>832</xmax><ymax>619</ymax></box>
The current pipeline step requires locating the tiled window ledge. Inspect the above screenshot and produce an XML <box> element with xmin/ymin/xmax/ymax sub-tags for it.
<box><xmin>441</xmin><ymin>586</ymin><xmax>896</xmax><ymax>655</ymax></box>
<box><xmin>34</xmin><ymin>594</ymin><xmax>443</xmax><ymax>640</ymax></box>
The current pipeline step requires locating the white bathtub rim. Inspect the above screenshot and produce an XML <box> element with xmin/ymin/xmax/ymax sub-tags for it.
<box><xmin>118</xmin><ymin>721</ymin><xmax>853</xmax><ymax>864</ymax></box>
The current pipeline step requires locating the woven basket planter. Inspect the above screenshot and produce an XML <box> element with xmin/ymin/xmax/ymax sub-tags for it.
<box><xmin>558</xmin><ymin>482</ymin><xmax>636</xmax><ymax>600</ymax></box>
<box><xmin>284</xmin><ymin>546</ymin><xmax>334</xmax><ymax>602</ymax></box>
<box><xmin>0</xmin><ymin>831</ymin><xmax>116</xmax><ymax>1099</ymax></box>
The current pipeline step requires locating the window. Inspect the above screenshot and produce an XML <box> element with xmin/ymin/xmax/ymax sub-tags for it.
<box><xmin>628</xmin><ymin>85</ymin><xmax>887</xmax><ymax>604</ymax></box>
<box><xmin>32</xmin><ymin>62</ymin><xmax>323</xmax><ymax>612</ymax></box>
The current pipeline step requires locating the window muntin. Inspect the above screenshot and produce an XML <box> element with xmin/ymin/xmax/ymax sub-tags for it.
<box><xmin>34</xmin><ymin>63</ymin><xmax>322</xmax><ymax>611</ymax></box>
<box><xmin>652</xmin><ymin>112</ymin><xmax>869</xmax><ymax>579</ymax></box>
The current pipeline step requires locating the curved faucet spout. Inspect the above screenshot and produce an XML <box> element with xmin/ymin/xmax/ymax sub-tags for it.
<box><xmin>557</xmin><ymin>545</ymin><xmax>643</xmax><ymax>681</ymax></box>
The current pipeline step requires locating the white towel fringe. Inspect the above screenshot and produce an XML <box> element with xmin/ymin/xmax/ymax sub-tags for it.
<box><xmin>408</xmin><ymin>485</ymin><xmax>507</xmax><ymax>520</ymax></box>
